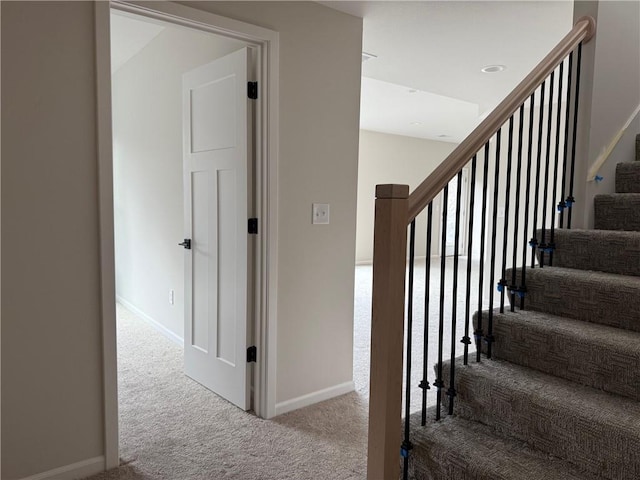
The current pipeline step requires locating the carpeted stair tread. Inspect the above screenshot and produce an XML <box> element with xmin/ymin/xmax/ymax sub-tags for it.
<box><xmin>441</xmin><ymin>358</ymin><xmax>640</xmax><ymax>480</ymax></box>
<box><xmin>535</xmin><ymin>228</ymin><xmax>640</xmax><ymax>276</ymax></box>
<box><xmin>408</xmin><ymin>407</ymin><xmax>597</xmax><ymax>480</ymax></box>
<box><xmin>637</xmin><ymin>133</ymin><xmax>640</xmax><ymax>161</ymax></box>
<box><xmin>473</xmin><ymin>308</ymin><xmax>640</xmax><ymax>400</ymax></box>
<box><xmin>508</xmin><ymin>266</ymin><xmax>640</xmax><ymax>331</ymax></box>
<box><xmin>594</xmin><ymin>193</ymin><xmax>640</xmax><ymax>231</ymax></box>
<box><xmin>616</xmin><ymin>162</ymin><xmax>640</xmax><ymax>193</ymax></box>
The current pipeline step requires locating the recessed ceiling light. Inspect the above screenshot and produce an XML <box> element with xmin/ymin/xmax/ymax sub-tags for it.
<box><xmin>408</xmin><ymin>89</ymin><xmax>418</xmax><ymax>94</ymax></box>
<box><xmin>410</xmin><ymin>121</ymin><xmax>422</xmax><ymax>126</ymax></box>
<box><xmin>362</xmin><ymin>52</ymin><xmax>377</xmax><ymax>63</ymax></box>
<box><xmin>437</xmin><ymin>134</ymin><xmax>450</xmax><ymax>138</ymax></box>
<box><xmin>481</xmin><ymin>64</ymin><xmax>506</xmax><ymax>73</ymax></box>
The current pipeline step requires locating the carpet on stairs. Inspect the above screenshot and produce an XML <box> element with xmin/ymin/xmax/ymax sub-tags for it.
<box><xmin>408</xmin><ymin>407</ymin><xmax>596</xmax><ymax>480</ymax></box>
<box><xmin>408</xmin><ymin>134</ymin><xmax>640</xmax><ymax>480</ymax></box>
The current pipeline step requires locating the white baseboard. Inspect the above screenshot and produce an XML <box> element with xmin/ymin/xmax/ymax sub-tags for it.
<box><xmin>116</xmin><ymin>296</ymin><xmax>183</xmax><ymax>346</ymax></box>
<box><xmin>19</xmin><ymin>456</ymin><xmax>104</xmax><ymax>480</ymax></box>
<box><xmin>274</xmin><ymin>381</ymin><xmax>355</xmax><ymax>416</ymax></box>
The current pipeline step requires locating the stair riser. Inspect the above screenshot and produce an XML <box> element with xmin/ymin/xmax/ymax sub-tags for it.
<box><xmin>408</xmin><ymin>412</ymin><xmax>589</xmax><ymax>480</ymax></box>
<box><xmin>534</xmin><ymin>229</ymin><xmax>640</xmax><ymax>276</ymax></box>
<box><xmin>441</xmin><ymin>364</ymin><xmax>640</xmax><ymax>480</ymax></box>
<box><xmin>616</xmin><ymin>162</ymin><xmax>640</xmax><ymax>193</ymax></box>
<box><xmin>408</xmin><ymin>439</ymin><xmax>497</xmax><ymax>480</ymax></box>
<box><xmin>408</xmin><ymin>457</ymin><xmax>475</xmax><ymax>480</ymax></box>
<box><xmin>594</xmin><ymin>194</ymin><xmax>640</xmax><ymax>231</ymax></box>
<box><xmin>473</xmin><ymin>312</ymin><xmax>640</xmax><ymax>401</ymax></box>
<box><xmin>507</xmin><ymin>268</ymin><xmax>640</xmax><ymax>332</ymax></box>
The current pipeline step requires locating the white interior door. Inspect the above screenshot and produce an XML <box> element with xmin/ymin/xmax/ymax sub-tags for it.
<box><xmin>182</xmin><ymin>48</ymin><xmax>252</xmax><ymax>410</ymax></box>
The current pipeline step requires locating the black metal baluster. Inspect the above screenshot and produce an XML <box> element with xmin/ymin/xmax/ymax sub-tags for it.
<box><xmin>550</xmin><ymin>62</ymin><xmax>565</xmax><ymax>266</ymax></box>
<box><xmin>559</xmin><ymin>52</ymin><xmax>574</xmax><ymax>229</ymax></box>
<box><xmin>567</xmin><ymin>43</ymin><xmax>583</xmax><ymax>229</ymax></box>
<box><xmin>476</xmin><ymin>144</ymin><xmax>490</xmax><ymax>362</ymax></box>
<box><xmin>487</xmin><ymin>130</ymin><xmax>502</xmax><ymax>359</ymax></box>
<box><xmin>448</xmin><ymin>171</ymin><xmax>463</xmax><ymax>415</ymax></box>
<box><xmin>463</xmin><ymin>156</ymin><xmax>477</xmax><ymax>365</ymax></box>
<box><xmin>435</xmin><ymin>186</ymin><xmax>448</xmax><ymax>420</ymax></box>
<box><xmin>521</xmin><ymin>92</ymin><xmax>536</xmax><ymax>310</ymax></box>
<box><xmin>420</xmin><ymin>202</ymin><xmax>433</xmax><ymax>426</ymax></box>
<box><xmin>499</xmin><ymin>117</ymin><xmax>514</xmax><ymax>313</ymax></box>
<box><xmin>510</xmin><ymin>105</ymin><xmax>525</xmax><ymax>312</ymax></box>
<box><xmin>401</xmin><ymin>221</ymin><xmax>416</xmax><ymax>478</ymax></box>
<box><xmin>540</xmin><ymin>71</ymin><xmax>556</xmax><ymax>267</ymax></box>
<box><xmin>530</xmin><ymin>81</ymin><xmax>546</xmax><ymax>268</ymax></box>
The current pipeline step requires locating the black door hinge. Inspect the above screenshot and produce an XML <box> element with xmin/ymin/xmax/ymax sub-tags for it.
<box><xmin>248</xmin><ymin>82</ymin><xmax>258</xmax><ymax>99</ymax></box>
<box><xmin>247</xmin><ymin>346</ymin><xmax>257</xmax><ymax>363</ymax></box>
<box><xmin>248</xmin><ymin>218</ymin><xmax>258</xmax><ymax>234</ymax></box>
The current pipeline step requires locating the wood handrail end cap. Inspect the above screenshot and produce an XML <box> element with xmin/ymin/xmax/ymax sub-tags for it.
<box><xmin>376</xmin><ymin>184</ymin><xmax>410</xmax><ymax>199</ymax></box>
<box><xmin>576</xmin><ymin>15</ymin><xmax>596</xmax><ymax>43</ymax></box>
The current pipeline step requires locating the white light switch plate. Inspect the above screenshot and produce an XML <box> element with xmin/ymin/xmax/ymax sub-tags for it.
<box><xmin>312</xmin><ymin>203</ymin><xmax>330</xmax><ymax>224</ymax></box>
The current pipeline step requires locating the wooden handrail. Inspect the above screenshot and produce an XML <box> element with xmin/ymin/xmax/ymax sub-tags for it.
<box><xmin>407</xmin><ymin>15</ymin><xmax>596</xmax><ymax>222</ymax></box>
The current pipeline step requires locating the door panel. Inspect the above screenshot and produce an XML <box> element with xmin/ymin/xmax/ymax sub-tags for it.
<box><xmin>191</xmin><ymin>170</ymin><xmax>211</xmax><ymax>353</ymax></box>
<box><xmin>183</xmin><ymin>47</ymin><xmax>251</xmax><ymax>410</ymax></box>
<box><xmin>216</xmin><ymin>168</ymin><xmax>237</xmax><ymax>366</ymax></box>
<box><xmin>190</xmin><ymin>75</ymin><xmax>237</xmax><ymax>152</ymax></box>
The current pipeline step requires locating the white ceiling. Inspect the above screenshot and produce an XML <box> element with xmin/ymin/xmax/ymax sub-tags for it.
<box><xmin>361</xmin><ymin>77</ymin><xmax>479</xmax><ymax>141</ymax></box>
<box><xmin>110</xmin><ymin>13</ymin><xmax>165</xmax><ymax>73</ymax></box>
<box><xmin>111</xmin><ymin>3</ymin><xmax>574</xmax><ymax>143</ymax></box>
<box><xmin>323</xmin><ymin>1</ymin><xmax>574</xmax><ymax>142</ymax></box>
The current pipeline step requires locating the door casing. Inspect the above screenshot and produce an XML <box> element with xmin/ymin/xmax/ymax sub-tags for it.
<box><xmin>95</xmin><ymin>0</ymin><xmax>280</xmax><ymax>469</ymax></box>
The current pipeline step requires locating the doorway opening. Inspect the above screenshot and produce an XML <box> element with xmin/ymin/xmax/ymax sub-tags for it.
<box><xmin>111</xmin><ymin>4</ymin><xmax>255</xmax><ymax>458</ymax></box>
<box><xmin>96</xmin><ymin>1</ymin><xmax>280</xmax><ymax>470</ymax></box>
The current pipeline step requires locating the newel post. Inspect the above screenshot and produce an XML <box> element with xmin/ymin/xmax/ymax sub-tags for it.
<box><xmin>367</xmin><ymin>184</ymin><xmax>410</xmax><ymax>480</ymax></box>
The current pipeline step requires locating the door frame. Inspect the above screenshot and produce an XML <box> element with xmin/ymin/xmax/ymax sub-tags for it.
<box><xmin>95</xmin><ymin>0</ymin><xmax>280</xmax><ymax>469</ymax></box>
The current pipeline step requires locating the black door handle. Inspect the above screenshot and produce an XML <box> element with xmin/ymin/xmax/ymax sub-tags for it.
<box><xmin>178</xmin><ymin>239</ymin><xmax>191</xmax><ymax>249</ymax></box>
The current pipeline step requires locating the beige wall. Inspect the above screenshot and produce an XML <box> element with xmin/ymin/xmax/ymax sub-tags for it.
<box><xmin>112</xmin><ymin>22</ymin><xmax>244</xmax><ymax>340</ymax></box>
<box><xmin>356</xmin><ymin>130</ymin><xmax>458</xmax><ymax>263</ymax></box>
<box><xmin>1</xmin><ymin>2</ymin><xmax>104</xmax><ymax>478</ymax></box>
<box><xmin>1</xmin><ymin>1</ymin><xmax>362</xmax><ymax>477</ymax></box>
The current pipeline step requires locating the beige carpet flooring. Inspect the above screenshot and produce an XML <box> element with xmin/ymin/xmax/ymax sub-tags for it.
<box><xmin>84</xmin><ymin>305</ymin><xmax>367</xmax><ymax>480</ymax></box>
<box><xmin>84</xmin><ymin>259</ymin><xmax>478</xmax><ymax>480</ymax></box>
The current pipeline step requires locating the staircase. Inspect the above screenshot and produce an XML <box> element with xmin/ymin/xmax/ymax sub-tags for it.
<box><xmin>407</xmin><ymin>135</ymin><xmax>640</xmax><ymax>479</ymax></box>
